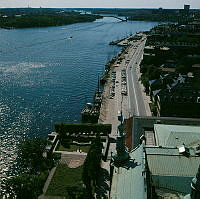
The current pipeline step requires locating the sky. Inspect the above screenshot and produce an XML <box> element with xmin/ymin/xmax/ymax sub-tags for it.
<box><xmin>0</xmin><ymin>0</ymin><xmax>199</xmax><ymax>9</ymax></box>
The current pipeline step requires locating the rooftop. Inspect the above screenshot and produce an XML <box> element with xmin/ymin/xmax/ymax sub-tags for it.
<box><xmin>154</xmin><ymin>124</ymin><xmax>200</xmax><ymax>147</ymax></box>
<box><xmin>146</xmin><ymin>146</ymin><xmax>200</xmax><ymax>194</ymax></box>
<box><xmin>110</xmin><ymin>144</ymin><xmax>147</xmax><ymax>199</ymax></box>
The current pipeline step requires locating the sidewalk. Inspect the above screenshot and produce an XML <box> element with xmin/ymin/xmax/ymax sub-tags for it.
<box><xmin>38</xmin><ymin>167</ymin><xmax>57</xmax><ymax>199</ymax></box>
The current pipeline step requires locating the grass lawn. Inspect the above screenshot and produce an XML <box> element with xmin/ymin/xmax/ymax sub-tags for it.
<box><xmin>57</xmin><ymin>144</ymin><xmax>91</xmax><ymax>153</ymax></box>
<box><xmin>45</xmin><ymin>164</ymin><xmax>84</xmax><ymax>197</ymax></box>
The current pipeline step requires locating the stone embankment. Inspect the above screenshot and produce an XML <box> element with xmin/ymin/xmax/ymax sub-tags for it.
<box><xmin>99</xmin><ymin>33</ymin><xmax>151</xmax><ymax>131</ymax></box>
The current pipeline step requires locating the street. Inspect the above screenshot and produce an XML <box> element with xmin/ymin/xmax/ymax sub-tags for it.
<box><xmin>126</xmin><ymin>36</ymin><xmax>150</xmax><ymax>116</ymax></box>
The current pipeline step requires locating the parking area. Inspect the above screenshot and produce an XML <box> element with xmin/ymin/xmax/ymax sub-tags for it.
<box><xmin>99</xmin><ymin>49</ymin><xmax>130</xmax><ymax>136</ymax></box>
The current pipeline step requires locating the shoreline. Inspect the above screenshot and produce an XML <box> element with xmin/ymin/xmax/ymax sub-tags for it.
<box><xmin>98</xmin><ymin>32</ymin><xmax>151</xmax><ymax>131</ymax></box>
<box><xmin>0</xmin><ymin>13</ymin><xmax>102</xmax><ymax>29</ymax></box>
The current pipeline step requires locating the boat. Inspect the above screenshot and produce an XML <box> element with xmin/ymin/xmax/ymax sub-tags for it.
<box><xmin>81</xmin><ymin>77</ymin><xmax>102</xmax><ymax>123</ymax></box>
<box><xmin>81</xmin><ymin>103</ymin><xmax>99</xmax><ymax>123</ymax></box>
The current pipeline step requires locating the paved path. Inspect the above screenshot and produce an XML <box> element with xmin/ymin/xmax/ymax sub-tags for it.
<box><xmin>60</xmin><ymin>153</ymin><xmax>86</xmax><ymax>168</ymax></box>
<box><xmin>42</xmin><ymin>167</ymin><xmax>57</xmax><ymax>194</ymax></box>
<box><xmin>38</xmin><ymin>167</ymin><xmax>57</xmax><ymax>199</ymax></box>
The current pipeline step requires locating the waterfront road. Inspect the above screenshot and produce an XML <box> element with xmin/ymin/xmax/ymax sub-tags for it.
<box><xmin>126</xmin><ymin>37</ymin><xmax>149</xmax><ymax>116</ymax></box>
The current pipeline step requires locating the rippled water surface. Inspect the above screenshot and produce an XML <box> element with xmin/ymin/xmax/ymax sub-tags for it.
<box><xmin>0</xmin><ymin>17</ymin><xmax>159</xmax><ymax>179</ymax></box>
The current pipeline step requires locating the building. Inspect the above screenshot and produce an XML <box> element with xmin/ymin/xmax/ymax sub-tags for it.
<box><xmin>150</xmin><ymin>74</ymin><xmax>200</xmax><ymax>118</ymax></box>
<box><xmin>184</xmin><ymin>5</ymin><xmax>190</xmax><ymax>13</ymax></box>
<box><xmin>146</xmin><ymin>124</ymin><xmax>200</xmax><ymax>198</ymax></box>
<box><xmin>110</xmin><ymin>117</ymin><xmax>200</xmax><ymax>199</ymax></box>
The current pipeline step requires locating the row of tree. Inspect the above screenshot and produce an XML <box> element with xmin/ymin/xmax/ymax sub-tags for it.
<box><xmin>82</xmin><ymin>134</ymin><xmax>103</xmax><ymax>198</ymax></box>
<box><xmin>55</xmin><ymin>123</ymin><xmax>111</xmax><ymax>138</ymax></box>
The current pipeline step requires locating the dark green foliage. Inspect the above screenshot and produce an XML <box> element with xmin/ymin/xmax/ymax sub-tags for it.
<box><xmin>46</xmin><ymin>164</ymin><xmax>88</xmax><ymax>199</ymax></box>
<box><xmin>90</xmin><ymin>8</ymin><xmax>197</xmax><ymax>23</ymax></box>
<box><xmin>1</xmin><ymin>138</ymin><xmax>57</xmax><ymax>198</ymax></box>
<box><xmin>61</xmin><ymin>138</ymin><xmax>71</xmax><ymax>148</ymax></box>
<box><xmin>0</xmin><ymin>9</ymin><xmax>102</xmax><ymax>29</ymax></box>
<box><xmin>82</xmin><ymin>134</ymin><xmax>103</xmax><ymax>197</ymax></box>
<box><xmin>140</xmin><ymin>64</ymin><xmax>162</xmax><ymax>93</ymax></box>
<box><xmin>0</xmin><ymin>8</ymin><xmax>63</xmax><ymax>16</ymax></box>
<box><xmin>55</xmin><ymin>123</ymin><xmax>112</xmax><ymax>140</ymax></box>
<box><xmin>193</xmin><ymin>71</ymin><xmax>200</xmax><ymax>89</ymax></box>
<box><xmin>176</xmin><ymin>57</ymin><xmax>200</xmax><ymax>74</ymax></box>
<box><xmin>149</xmin><ymin>34</ymin><xmax>200</xmax><ymax>45</ymax></box>
<box><xmin>141</xmin><ymin>64</ymin><xmax>161</xmax><ymax>80</ymax></box>
<box><xmin>141</xmin><ymin>56</ymin><xmax>164</xmax><ymax>67</ymax></box>
<box><xmin>2</xmin><ymin>173</ymin><xmax>48</xmax><ymax>199</ymax></box>
<box><xmin>159</xmin><ymin>100</ymin><xmax>200</xmax><ymax>118</ymax></box>
<box><xmin>128</xmin><ymin>14</ymin><xmax>180</xmax><ymax>22</ymax></box>
<box><xmin>149</xmin><ymin>103</ymin><xmax>158</xmax><ymax>116</ymax></box>
<box><xmin>52</xmin><ymin>152</ymin><xmax>61</xmax><ymax>161</ymax></box>
<box><xmin>17</xmin><ymin>137</ymin><xmax>53</xmax><ymax>174</ymax></box>
<box><xmin>176</xmin><ymin>64</ymin><xmax>189</xmax><ymax>74</ymax></box>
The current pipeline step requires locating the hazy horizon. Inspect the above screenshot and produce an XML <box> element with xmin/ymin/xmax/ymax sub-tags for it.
<box><xmin>0</xmin><ymin>0</ymin><xmax>199</xmax><ymax>9</ymax></box>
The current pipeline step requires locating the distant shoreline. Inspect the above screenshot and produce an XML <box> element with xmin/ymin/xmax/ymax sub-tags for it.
<box><xmin>0</xmin><ymin>8</ymin><xmax>102</xmax><ymax>29</ymax></box>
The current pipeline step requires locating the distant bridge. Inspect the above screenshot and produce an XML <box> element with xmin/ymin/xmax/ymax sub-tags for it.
<box><xmin>106</xmin><ymin>16</ymin><xmax>128</xmax><ymax>22</ymax></box>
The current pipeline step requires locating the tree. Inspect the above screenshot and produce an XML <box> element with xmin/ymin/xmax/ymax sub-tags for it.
<box><xmin>82</xmin><ymin>134</ymin><xmax>103</xmax><ymax>198</ymax></box>
<box><xmin>2</xmin><ymin>174</ymin><xmax>45</xmax><ymax>199</ymax></box>
<box><xmin>1</xmin><ymin>137</ymin><xmax>56</xmax><ymax>198</ymax></box>
<box><xmin>193</xmin><ymin>71</ymin><xmax>200</xmax><ymax>89</ymax></box>
<box><xmin>17</xmin><ymin>137</ymin><xmax>53</xmax><ymax>174</ymax></box>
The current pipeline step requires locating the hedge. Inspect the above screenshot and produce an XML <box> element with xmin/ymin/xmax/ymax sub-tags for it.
<box><xmin>55</xmin><ymin>123</ymin><xmax>112</xmax><ymax>138</ymax></box>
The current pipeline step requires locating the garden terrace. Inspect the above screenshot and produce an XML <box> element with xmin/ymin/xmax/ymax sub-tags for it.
<box><xmin>56</xmin><ymin>143</ymin><xmax>91</xmax><ymax>153</ymax></box>
<box><xmin>55</xmin><ymin>123</ymin><xmax>112</xmax><ymax>143</ymax></box>
<box><xmin>45</xmin><ymin>164</ymin><xmax>87</xmax><ymax>198</ymax></box>
<box><xmin>55</xmin><ymin>123</ymin><xmax>111</xmax><ymax>136</ymax></box>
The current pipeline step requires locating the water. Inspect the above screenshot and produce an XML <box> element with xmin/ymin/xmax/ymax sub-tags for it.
<box><xmin>0</xmin><ymin>17</ymin><xmax>159</xmax><ymax>180</ymax></box>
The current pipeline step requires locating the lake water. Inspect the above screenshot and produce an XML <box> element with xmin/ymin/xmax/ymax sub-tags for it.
<box><xmin>0</xmin><ymin>17</ymin><xmax>159</xmax><ymax>180</ymax></box>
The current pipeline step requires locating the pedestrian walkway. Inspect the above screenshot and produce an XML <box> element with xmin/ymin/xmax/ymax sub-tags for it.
<box><xmin>60</xmin><ymin>153</ymin><xmax>86</xmax><ymax>168</ymax></box>
<box><xmin>38</xmin><ymin>167</ymin><xmax>57</xmax><ymax>199</ymax></box>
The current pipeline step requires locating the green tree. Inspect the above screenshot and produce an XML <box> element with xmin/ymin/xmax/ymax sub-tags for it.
<box><xmin>193</xmin><ymin>71</ymin><xmax>200</xmax><ymax>89</ymax></box>
<box><xmin>17</xmin><ymin>137</ymin><xmax>53</xmax><ymax>174</ymax></box>
<box><xmin>2</xmin><ymin>174</ymin><xmax>45</xmax><ymax>199</ymax></box>
<box><xmin>140</xmin><ymin>64</ymin><xmax>161</xmax><ymax>93</ymax></box>
<box><xmin>82</xmin><ymin>134</ymin><xmax>103</xmax><ymax>198</ymax></box>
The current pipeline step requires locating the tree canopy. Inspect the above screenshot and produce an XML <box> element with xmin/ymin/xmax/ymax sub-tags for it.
<box><xmin>0</xmin><ymin>13</ymin><xmax>102</xmax><ymax>29</ymax></box>
<box><xmin>17</xmin><ymin>137</ymin><xmax>53</xmax><ymax>174</ymax></box>
<box><xmin>82</xmin><ymin>134</ymin><xmax>103</xmax><ymax>198</ymax></box>
<box><xmin>1</xmin><ymin>137</ymin><xmax>56</xmax><ymax>198</ymax></box>
<box><xmin>2</xmin><ymin>173</ymin><xmax>46</xmax><ymax>199</ymax></box>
